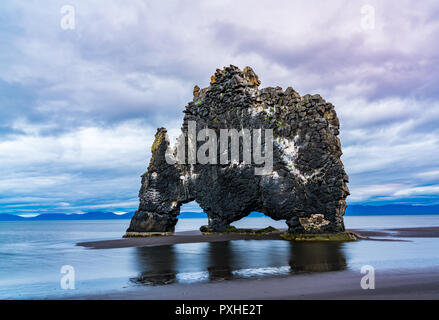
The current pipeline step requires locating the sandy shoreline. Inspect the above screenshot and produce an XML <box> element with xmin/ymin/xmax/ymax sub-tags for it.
<box><xmin>66</xmin><ymin>226</ymin><xmax>439</xmax><ymax>300</ymax></box>
<box><xmin>62</xmin><ymin>267</ymin><xmax>439</xmax><ymax>300</ymax></box>
<box><xmin>76</xmin><ymin>226</ymin><xmax>439</xmax><ymax>249</ymax></box>
<box><xmin>77</xmin><ymin>230</ymin><xmax>283</xmax><ymax>249</ymax></box>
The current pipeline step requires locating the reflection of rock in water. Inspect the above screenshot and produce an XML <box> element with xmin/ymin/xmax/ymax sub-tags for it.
<box><xmin>289</xmin><ymin>242</ymin><xmax>347</xmax><ymax>273</ymax></box>
<box><xmin>131</xmin><ymin>245</ymin><xmax>177</xmax><ymax>286</ymax></box>
<box><xmin>207</xmin><ymin>241</ymin><xmax>234</xmax><ymax>280</ymax></box>
<box><xmin>130</xmin><ymin>240</ymin><xmax>347</xmax><ymax>286</ymax></box>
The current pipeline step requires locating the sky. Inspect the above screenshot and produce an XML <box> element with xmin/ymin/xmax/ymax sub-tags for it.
<box><xmin>0</xmin><ymin>0</ymin><xmax>438</xmax><ymax>215</ymax></box>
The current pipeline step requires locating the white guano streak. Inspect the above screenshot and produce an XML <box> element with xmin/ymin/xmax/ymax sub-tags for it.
<box><xmin>275</xmin><ymin>136</ymin><xmax>322</xmax><ymax>183</ymax></box>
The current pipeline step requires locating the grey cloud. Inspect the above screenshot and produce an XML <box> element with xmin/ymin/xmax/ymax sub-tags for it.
<box><xmin>1</xmin><ymin>0</ymin><xmax>439</xmax><ymax>213</ymax></box>
<box><xmin>213</xmin><ymin>21</ymin><xmax>439</xmax><ymax>102</ymax></box>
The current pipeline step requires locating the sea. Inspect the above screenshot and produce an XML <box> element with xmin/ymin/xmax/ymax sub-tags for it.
<box><xmin>1</xmin><ymin>215</ymin><xmax>439</xmax><ymax>299</ymax></box>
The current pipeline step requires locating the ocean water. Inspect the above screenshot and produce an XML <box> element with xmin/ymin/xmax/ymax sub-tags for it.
<box><xmin>1</xmin><ymin>215</ymin><xmax>439</xmax><ymax>299</ymax></box>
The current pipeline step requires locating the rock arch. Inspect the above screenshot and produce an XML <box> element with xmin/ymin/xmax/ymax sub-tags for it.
<box><xmin>125</xmin><ymin>65</ymin><xmax>349</xmax><ymax>236</ymax></box>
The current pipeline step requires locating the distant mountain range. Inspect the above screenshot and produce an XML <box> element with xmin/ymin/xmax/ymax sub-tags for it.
<box><xmin>0</xmin><ymin>205</ymin><xmax>438</xmax><ymax>221</ymax></box>
<box><xmin>0</xmin><ymin>211</ymin><xmax>136</xmax><ymax>221</ymax></box>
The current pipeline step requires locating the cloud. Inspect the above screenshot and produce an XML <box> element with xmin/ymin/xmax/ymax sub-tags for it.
<box><xmin>416</xmin><ymin>170</ymin><xmax>439</xmax><ymax>180</ymax></box>
<box><xmin>0</xmin><ymin>120</ymin><xmax>158</xmax><ymax>214</ymax></box>
<box><xmin>348</xmin><ymin>183</ymin><xmax>405</xmax><ymax>202</ymax></box>
<box><xmin>394</xmin><ymin>185</ymin><xmax>439</xmax><ymax>197</ymax></box>
<box><xmin>0</xmin><ymin>0</ymin><xmax>439</xmax><ymax>214</ymax></box>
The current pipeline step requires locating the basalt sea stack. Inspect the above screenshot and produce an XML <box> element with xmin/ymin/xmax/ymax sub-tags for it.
<box><xmin>125</xmin><ymin>65</ymin><xmax>350</xmax><ymax>236</ymax></box>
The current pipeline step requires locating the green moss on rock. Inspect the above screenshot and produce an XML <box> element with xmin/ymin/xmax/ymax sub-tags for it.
<box><xmin>151</xmin><ymin>130</ymin><xmax>165</xmax><ymax>154</ymax></box>
<box><xmin>200</xmin><ymin>225</ymin><xmax>280</xmax><ymax>236</ymax></box>
<box><xmin>148</xmin><ymin>129</ymin><xmax>167</xmax><ymax>171</ymax></box>
<box><xmin>256</xmin><ymin>226</ymin><xmax>279</xmax><ymax>234</ymax></box>
<box><xmin>280</xmin><ymin>231</ymin><xmax>357</xmax><ymax>242</ymax></box>
<box><xmin>123</xmin><ymin>231</ymin><xmax>173</xmax><ymax>238</ymax></box>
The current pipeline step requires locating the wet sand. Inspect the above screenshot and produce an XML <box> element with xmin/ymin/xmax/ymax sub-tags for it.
<box><xmin>64</xmin><ymin>267</ymin><xmax>439</xmax><ymax>300</ymax></box>
<box><xmin>76</xmin><ymin>226</ymin><xmax>439</xmax><ymax>249</ymax></box>
<box><xmin>77</xmin><ymin>230</ymin><xmax>284</xmax><ymax>249</ymax></box>
<box><xmin>69</xmin><ymin>226</ymin><xmax>439</xmax><ymax>300</ymax></box>
<box><xmin>352</xmin><ymin>226</ymin><xmax>439</xmax><ymax>238</ymax></box>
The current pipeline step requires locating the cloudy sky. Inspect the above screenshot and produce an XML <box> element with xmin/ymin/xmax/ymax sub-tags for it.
<box><xmin>1</xmin><ymin>0</ymin><xmax>438</xmax><ymax>215</ymax></box>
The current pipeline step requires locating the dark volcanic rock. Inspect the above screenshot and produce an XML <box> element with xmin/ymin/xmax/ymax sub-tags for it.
<box><xmin>126</xmin><ymin>65</ymin><xmax>349</xmax><ymax>235</ymax></box>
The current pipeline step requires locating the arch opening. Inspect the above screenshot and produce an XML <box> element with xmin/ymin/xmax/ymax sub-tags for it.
<box><xmin>174</xmin><ymin>201</ymin><xmax>208</xmax><ymax>233</ymax></box>
<box><xmin>175</xmin><ymin>203</ymin><xmax>287</xmax><ymax>233</ymax></box>
<box><xmin>230</xmin><ymin>212</ymin><xmax>287</xmax><ymax>231</ymax></box>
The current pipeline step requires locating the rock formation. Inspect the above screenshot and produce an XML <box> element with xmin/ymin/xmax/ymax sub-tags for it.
<box><xmin>125</xmin><ymin>65</ymin><xmax>349</xmax><ymax>236</ymax></box>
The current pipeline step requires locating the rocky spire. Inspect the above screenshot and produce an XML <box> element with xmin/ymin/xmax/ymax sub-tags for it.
<box><xmin>126</xmin><ymin>65</ymin><xmax>350</xmax><ymax>236</ymax></box>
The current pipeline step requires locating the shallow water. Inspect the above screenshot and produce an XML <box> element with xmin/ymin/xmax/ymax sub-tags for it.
<box><xmin>1</xmin><ymin>215</ymin><xmax>439</xmax><ymax>299</ymax></box>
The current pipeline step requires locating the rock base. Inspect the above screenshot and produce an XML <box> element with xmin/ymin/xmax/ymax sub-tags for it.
<box><xmin>123</xmin><ymin>231</ymin><xmax>174</xmax><ymax>238</ymax></box>
<box><xmin>200</xmin><ymin>225</ymin><xmax>280</xmax><ymax>235</ymax></box>
<box><xmin>280</xmin><ymin>231</ymin><xmax>358</xmax><ymax>242</ymax></box>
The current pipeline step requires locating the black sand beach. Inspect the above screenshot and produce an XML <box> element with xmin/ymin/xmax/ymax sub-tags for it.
<box><xmin>65</xmin><ymin>267</ymin><xmax>439</xmax><ymax>300</ymax></box>
<box><xmin>78</xmin><ymin>230</ymin><xmax>285</xmax><ymax>249</ymax></box>
<box><xmin>69</xmin><ymin>226</ymin><xmax>439</xmax><ymax>300</ymax></box>
<box><xmin>77</xmin><ymin>226</ymin><xmax>439</xmax><ymax>250</ymax></box>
